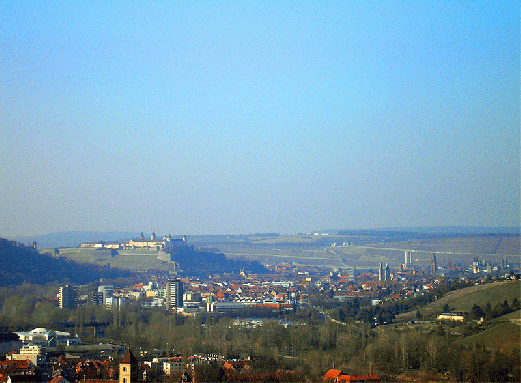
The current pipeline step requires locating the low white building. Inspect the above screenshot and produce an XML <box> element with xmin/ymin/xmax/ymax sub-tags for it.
<box><xmin>152</xmin><ymin>357</ymin><xmax>185</xmax><ymax>375</ymax></box>
<box><xmin>437</xmin><ymin>312</ymin><xmax>466</xmax><ymax>322</ymax></box>
<box><xmin>15</xmin><ymin>328</ymin><xmax>81</xmax><ymax>347</ymax></box>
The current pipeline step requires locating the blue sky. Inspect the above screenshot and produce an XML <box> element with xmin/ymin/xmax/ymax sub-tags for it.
<box><xmin>1</xmin><ymin>1</ymin><xmax>519</xmax><ymax>237</ymax></box>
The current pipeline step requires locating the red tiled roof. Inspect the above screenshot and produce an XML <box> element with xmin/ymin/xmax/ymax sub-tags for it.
<box><xmin>324</xmin><ymin>369</ymin><xmax>379</xmax><ymax>382</ymax></box>
<box><xmin>324</xmin><ymin>368</ymin><xmax>342</xmax><ymax>379</ymax></box>
<box><xmin>120</xmin><ymin>351</ymin><xmax>137</xmax><ymax>365</ymax></box>
<box><xmin>337</xmin><ymin>374</ymin><xmax>380</xmax><ymax>382</ymax></box>
<box><xmin>49</xmin><ymin>376</ymin><xmax>67</xmax><ymax>383</ymax></box>
<box><xmin>0</xmin><ymin>360</ymin><xmax>32</xmax><ymax>371</ymax></box>
<box><xmin>82</xmin><ymin>380</ymin><xmax>118</xmax><ymax>383</ymax></box>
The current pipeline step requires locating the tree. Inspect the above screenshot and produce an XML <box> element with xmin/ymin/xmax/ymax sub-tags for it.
<box><xmin>484</xmin><ymin>302</ymin><xmax>493</xmax><ymax>320</ymax></box>
<box><xmin>470</xmin><ymin>304</ymin><xmax>484</xmax><ymax>320</ymax></box>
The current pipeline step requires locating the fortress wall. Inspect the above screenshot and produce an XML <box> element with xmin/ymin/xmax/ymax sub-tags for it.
<box><xmin>118</xmin><ymin>249</ymin><xmax>162</xmax><ymax>257</ymax></box>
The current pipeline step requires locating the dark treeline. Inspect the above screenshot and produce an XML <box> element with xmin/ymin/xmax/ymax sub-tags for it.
<box><xmin>171</xmin><ymin>246</ymin><xmax>267</xmax><ymax>276</ymax></box>
<box><xmin>469</xmin><ymin>299</ymin><xmax>520</xmax><ymax>320</ymax></box>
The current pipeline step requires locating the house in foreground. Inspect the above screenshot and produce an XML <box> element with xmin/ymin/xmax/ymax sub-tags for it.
<box><xmin>323</xmin><ymin>368</ymin><xmax>380</xmax><ymax>382</ymax></box>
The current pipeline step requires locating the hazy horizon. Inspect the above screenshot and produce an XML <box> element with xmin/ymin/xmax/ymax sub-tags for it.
<box><xmin>1</xmin><ymin>1</ymin><xmax>519</xmax><ymax>238</ymax></box>
<box><xmin>10</xmin><ymin>225</ymin><xmax>521</xmax><ymax>245</ymax></box>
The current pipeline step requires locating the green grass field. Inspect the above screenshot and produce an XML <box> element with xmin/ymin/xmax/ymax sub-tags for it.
<box><xmin>436</xmin><ymin>280</ymin><xmax>520</xmax><ymax>312</ymax></box>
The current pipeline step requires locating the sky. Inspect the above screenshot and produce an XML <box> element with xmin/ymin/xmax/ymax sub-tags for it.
<box><xmin>1</xmin><ymin>1</ymin><xmax>519</xmax><ymax>238</ymax></box>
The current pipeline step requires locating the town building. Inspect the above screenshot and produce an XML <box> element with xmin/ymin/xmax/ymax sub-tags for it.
<box><xmin>323</xmin><ymin>368</ymin><xmax>380</xmax><ymax>382</ymax></box>
<box><xmin>437</xmin><ymin>312</ymin><xmax>466</xmax><ymax>322</ymax></box>
<box><xmin>165</xmin><ymin>279</ymin><xmax>183</xmax><ymax>311</ymax></box>
<box><xmin>119</xmin><ymin>350</ymin><xmax>138</xmax><ymax>383</ymax></box>
<box><xmin>59</xmin><ymin>285</ymin><xmax>78</xmax><ymax>309</ymax></box>
<box><xmin>15</xmin><ymin>328</ymin><xmax>81</xmax><ymax>347</ymax></box>
<box><xmin>378</xmin><ymin>263</ymin><xmax>390</xmax><ymax>282</ymax></box>
<box><xmin>431</xmin><ymin>254</ymin><xmax>437</xmax><ymax>274</ymax></box>
<box><xmin>7</xmin><ymin>345</ymin><xmax>46</xmax><ymax>366</ymax></box>
<box><xmin>98</xmin><ymin>285</ymin><xmax>113</xmax><ymax>306</ymax></box>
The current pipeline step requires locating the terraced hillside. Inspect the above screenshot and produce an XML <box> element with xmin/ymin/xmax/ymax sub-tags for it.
<box><xmin>198</xmin><ymin>234</ymin><xmax>520</xmax><ymax>269</ymax></box>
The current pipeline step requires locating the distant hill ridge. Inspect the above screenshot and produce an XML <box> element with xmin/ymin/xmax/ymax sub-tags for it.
<box><xmin>15</xmin><ymin>227</ymin><xmax>520</xmax><ymax>250</ymax></box>
<box><xmin>15</xmin><ymin>231</ymin><xmax>141</xmax><ymax>250</ymax></box>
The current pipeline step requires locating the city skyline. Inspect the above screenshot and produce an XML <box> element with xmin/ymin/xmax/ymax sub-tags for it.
<box><xmin>1</xmin><ymin>1</ymin><xmax>519</xmax><ymax>238</ymax></box>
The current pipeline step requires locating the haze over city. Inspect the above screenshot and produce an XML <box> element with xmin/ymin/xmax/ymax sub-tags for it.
<box><xmin>1</xmin><ymin>1</ymin><xmax>519</xmax><ymax>238</ymax></box>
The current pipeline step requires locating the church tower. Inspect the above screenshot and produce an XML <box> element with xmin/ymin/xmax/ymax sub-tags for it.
<box><xmin>431</xmin><ymin>253</ymin><xmax>437</xmax><ymax>274</ymax></box>
<box><xmin>119</xmin><ymin>350</ymin><xmax>138</xmax><ymax>383</ymax></box>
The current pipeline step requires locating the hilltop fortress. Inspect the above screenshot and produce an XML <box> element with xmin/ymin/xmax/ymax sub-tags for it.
<box><xmin>80</xmin><ymin>232</ymin><xmax>187</xmax><ymax>251</ymax></box>
<box><xmin>45</xmin><ymin>232</ymin><xmax>189</xmax><ymax>272</ymax></box>
<box><xmin>42</xmin><ymin>231</ymin><xmax>266</xmax><ymax>275</ymax></box>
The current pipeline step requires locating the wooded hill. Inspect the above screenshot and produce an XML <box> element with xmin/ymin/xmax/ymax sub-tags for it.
<box><xmin>1</xmin><ymin>238</ymin><xmax>267</xmax><ymax>285</ymax></box>
<box><xmin>0</xmin><ymin>238</ymin><xmax>133</xmax><ymax>286</ymax></box>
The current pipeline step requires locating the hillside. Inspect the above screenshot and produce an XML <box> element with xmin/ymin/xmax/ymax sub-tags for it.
<box><xmin>434</xmin><ymin>280</ymin><xmax>520</xmax><ymax>313</ymax></box>
<box><xmin>455</xmin><ymin>321</ymin><xmax>521</xmax><ymax>354</ymax></box>
<box><xmin>0</xmin><ymin>238</ymin><xmax>133</xmax><ymax>286</ymax></box>
<box><xmin>397</xmin><ymin>280</ymin><xmax>521</xmax><ymax>321</ymax></box>
<box><xmin>54</xmin><ymin>247</ymin><xmax>176</xmax><ymax>272</ymax></box>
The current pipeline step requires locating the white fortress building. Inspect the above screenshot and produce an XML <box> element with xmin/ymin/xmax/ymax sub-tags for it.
<box><xmin>81</xmin><ymin>232</ymin><xmax>187</xmax><ymax>251</ymax></box>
